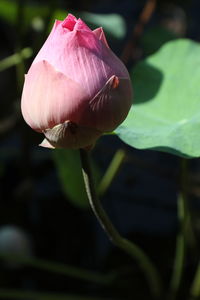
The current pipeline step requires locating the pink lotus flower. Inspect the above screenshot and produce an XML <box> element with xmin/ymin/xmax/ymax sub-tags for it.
<box><xmin>21</xmin><ymin>14</ymin><xmax>132</xmax><ymax>149</ymax></box>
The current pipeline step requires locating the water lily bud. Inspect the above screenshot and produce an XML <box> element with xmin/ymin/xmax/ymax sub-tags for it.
<box><xmin>21</xmin><ymin>14</ymin><xmax>133</xmax><ymax>149</ymax></box>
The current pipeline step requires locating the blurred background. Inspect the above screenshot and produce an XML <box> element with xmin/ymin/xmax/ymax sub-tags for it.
<box><xmin>1</xmin><ymin>0</ymin><xmax>200</xmax><ymax>299</ymax></box>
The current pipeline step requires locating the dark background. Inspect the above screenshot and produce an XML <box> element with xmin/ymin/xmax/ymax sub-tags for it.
<box><xmin>0</xmin><ymin>0</ymin><xmax>200</xmax><ymax>299</ymax></box>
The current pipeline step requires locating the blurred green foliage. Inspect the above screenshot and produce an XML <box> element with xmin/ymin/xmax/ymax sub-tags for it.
<box><xmin>0</xmin><ymin>0</ymin><xmax>126</xmax><ymax>39</ymax></box>
<box><xmin>0</xmin><ymin>0</ymin><xmax>48</xmax><ymax>30</ymax></box>
<box><xmin>0</xmin><ymin>48</ymin><xmax>32</xmax><ymax>71</ymax></box>
<box><xmin>53</xmin><ymin>149</ymin><xmax>101</xmax><ymax>208</ymax></box>
<box><xmin>141</xmin><ymin>25</ymin><xmax>177</xmax><ymax>56</ymax></box>
<box><xmin>0</xmin><ymin>289</ymin><xmax>108</xmax><ymax>300</ymax></box>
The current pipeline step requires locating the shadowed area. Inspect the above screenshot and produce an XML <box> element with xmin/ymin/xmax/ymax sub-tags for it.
<box><xmin>131</xmin><ymin>62</ymin><xmax>163</xmax><ymax>105</ymax></box>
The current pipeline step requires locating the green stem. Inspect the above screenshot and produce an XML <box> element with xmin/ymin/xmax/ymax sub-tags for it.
<box><xmin>168</xmin><ymin>194</ymin><xmax>186</xmax><ymax>300</ymax></box>
<box><xmin>80</xmin><ymin>149</ymin><xmax>162</xmax><ymax>298</ymax></box>
<box><xmin>0</xmin><ymin>48</ymin><xmax>32</xmax><ymax>72</ymax></box>
<box><xmin>190</xmin><ymin>261</ymin><xmax>200</xmax><ymax>298</ymax></box>
<box><xmin>180</xmin><ymin>159</ymin><xmax>196</xmax><ymax>248</ymax></box>
<box><xmin>0</xmin><ymin>289</ymin><xmax>105</xmax><ymax>300</ymax></box>
<box><xmin>0</xmin><ymin>253</ymin><xmax>115</xmax><ymax>285</ymax></box>
<box><xmin>98</xmin><ymin>149</ymin><xmax>126</xmax><ymax>197</ymax></box>
<box><xmin>168</xmin><ymin>158</ymin><xmax>195</xmax><ymax>300</ymax></box>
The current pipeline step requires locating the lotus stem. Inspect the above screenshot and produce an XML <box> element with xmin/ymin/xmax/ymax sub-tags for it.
<box><xmin>80</xmin><ymin>148</ymin><xmax>162</xmax><ymax>298</ymax></box>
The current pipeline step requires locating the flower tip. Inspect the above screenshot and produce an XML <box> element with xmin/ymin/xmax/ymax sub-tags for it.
<box><xmin>93</xmin><ymin>27</ymin><xmax>109</xmax><ymax>48</ymax></box>
<box><xmin>62</xmin><ymin>13</ymin><xmax>77</xmax><ymax>30</ymax></box>
<box><xmin>54</xmin><ymin>19</ymin><xmax>62</xmax><ymax>29</ymax></box>
<box><xmin>39</xmin><ymin>138</ymin><xmax>55</xmax><ymax>149</ymax></box>
<box><xmin>73</xmin><ymin>17</ymin><xmax>92</xmax><ymax>32</ymax></box>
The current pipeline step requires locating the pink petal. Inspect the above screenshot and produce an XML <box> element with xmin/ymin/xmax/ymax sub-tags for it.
<box><xmin>21</xmin><ymin>60</ymin><xmax>89</xmax><ymax>131</ymax></box>
<box><xmin>33</xmin><ymin>21</ymin><xmax>128</xmax><ymax>96</ymax></box>
<box><xmin>79</xmin><ymin>75</ymin><xmax>133</xmax><ymax>132</ymax></box>
<box><xmin>34</xmin><ymin>30</ymin><xmax>103</xmax><ymax>97</ymax></box>
<box><xmin>54</xmin><ymin>20</ymin><xmax>62</xmax><ymax>29</ymax></box>
<box><xmin>93</xmin><ymin>27</ymin><xmax>109</xmax><ymax>48</ymax></box>
<box><xmin>62</xmin><ymin>14</ymin><xmax>77</xmax><ymax>31</ymax></box>
<box><xmin>74</xmin><ymin>18</ymin><xmax>92</xmax><ymax>32</ymax></box>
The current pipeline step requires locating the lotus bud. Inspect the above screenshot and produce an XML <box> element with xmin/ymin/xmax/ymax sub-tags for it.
<box><xmin>21</xmin><ymin>14</ymin><xmax>133</xmax><ymax>149</ymax></box>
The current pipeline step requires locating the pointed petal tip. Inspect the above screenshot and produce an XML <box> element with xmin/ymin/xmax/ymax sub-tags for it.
<box><xmin>54</xmin><ymin>19</ymin><xmax>62</xmax><ymax>29</ymax></box>
<box><xmin>62</xmin><ymin>14</ymin><xmax>77</xmax><ymax>30</ymax></box>
<box><xmin>93</xmin><ymin>27</ymin><xmax>109</xmax><ymax>48</ymax></box>
<box><xmin>39</xmin><ymin>138</ymin><xmax>55</xmax><ymax>149</ymax></box>
<box><xmin>74</xmin><ymin>17</ymin><xmax>92</xmax><ymax>32</ymax></box>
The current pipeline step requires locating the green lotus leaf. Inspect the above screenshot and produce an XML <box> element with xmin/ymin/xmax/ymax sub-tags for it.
<box><xmin>116</xmin><ymin>39</ymin><xmax>200</xmax><ymax>158</ymax></box>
